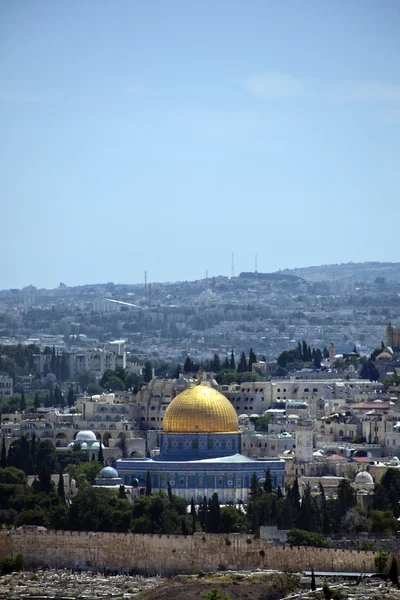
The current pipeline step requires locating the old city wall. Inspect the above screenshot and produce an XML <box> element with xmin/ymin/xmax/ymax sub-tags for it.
<box><xmin>0</xmin><ymin>530</ymin><xmax>379</xmax><ymax>575</ymax></box>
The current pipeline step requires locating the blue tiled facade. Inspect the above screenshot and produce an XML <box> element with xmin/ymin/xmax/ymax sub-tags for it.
<box><xmin>116</xmin><ymin>430</ymin><xmax>285</xmax><ymax>503</ymax></box>
<box><xmin>159</xmin><ymin>432</ymin><xmax>242</xmax><ymax>460</ymax></box>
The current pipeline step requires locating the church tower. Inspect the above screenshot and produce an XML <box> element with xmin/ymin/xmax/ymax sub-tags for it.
<box><xmin>387</xmin><ymin>322</ymin><xmax>394</xmax><ymax>347</ymax></box>
<box><xmin>295</xmin><ymin>418</ymin><xmax>313</xmax><ymax>463</ymax></box>
<box><xmin>328</xmin><ymin>342</ymin><xmax>335</xmax><ymax>365</ymax></box>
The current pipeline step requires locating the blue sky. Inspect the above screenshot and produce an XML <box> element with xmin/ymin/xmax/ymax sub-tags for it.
<box><xmin>1</xmin><ymin>0</ymin><xmax>399</xmax><ymax>289</ymax></box>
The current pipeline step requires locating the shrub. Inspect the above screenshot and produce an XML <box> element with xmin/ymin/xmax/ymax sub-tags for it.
<box><xmin>14</xmin><ymin>554</ymin><xmax>25</xmax><ymax>571</ymax></box>
<box><xmin>287</xmin><ymin>528</ymin><xmax>331</xmax><ymax>548</ymax></box>
<box><xmin>374</xmin><ymin>550</ymin><xmax>389</xmax><ymax>574</ymax></box>
<box><xmin>0</xmin><ymin>556</ymin><xmax>15</xmax><ymax>574</ymax></box>
<box><xmin>359</xmin><ymin>541</ymin><xmax>376</xmax><ymax>551</ymax></box>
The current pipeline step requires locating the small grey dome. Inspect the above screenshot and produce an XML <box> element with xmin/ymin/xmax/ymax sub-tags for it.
<box><xmin>98</xmin><ymin>466</ymin><xmax>119</xmax><ymax>479</ymax></box>
<box><xmin>355</xmin><ymin>471</ymin><xmax>373</xmax><ymax>485</ymax></box>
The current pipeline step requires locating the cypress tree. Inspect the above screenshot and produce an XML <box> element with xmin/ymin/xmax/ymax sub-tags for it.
<box><xmin>276</xmin><ymin>486</ymin><xmax>283</xmax><ymax>499</ymax></box>
<box><xmin>34</xmin><ymin>392</ymin><xmax>40</xmax><ymax>412</ymax></box>
<box><xmin>318</xmin><ymin>482</ymin><xmax>330</xmax><ymax>534</ymax></box>
<box><xmin>57</xmin><ymin>471</ymin><xmax>65</xmax><ymax>502</ymax></box>
<box><xmin>297</xmin><ymin>483</ymin><xmax>314</xmax><ymax>532</ymax></box>
<box><xmin>67</xmin><ymin>386</ymin><xmax>75</xmax><ymax>407</ymax></box>
<box><xmin>263</xmin><ymin>467</ymin><xmax>273</xmax><ymax>493</ymax></box>
<box><xmin>0</xmin><ymin>436</ymin><xmax>6</xmax><ymax>468</ymax></box>
<box><xmin>118</xmin><ymin>485</ymin><xmax>127</xmax><ymax>500</ymax></box>
<box><xmin>237</xmin><ymin>351</ymin><xmax>248</xmax><ymax>373</ymax></box>
<box><xmin>222</xmin><ymin>356</ymin><xmax>230</xmax><ymax>370</ymax></box>
<box><xmin>20</xmin><ymin>391</ymin><xmax>26</xmax><ymax>412</ymax></box>
<box><xmin>249</xmin><ymin>472</ymin><xmax>259</xmax><ymax>500</ymax></box>
<box><xmin>38</xmin><ymin>460</ymin><xmax>52</xmax><ymax>494</ymax></box>
<box><xmin>248</xmin><ymin>348</ymin><xmax>257</xmax><ymax>372</ymax></box>
<box><xmin>98</xmin><ymin>438</ymin><xmax>104</xmax><ymax>464</ymax></box>
<box><xmin>30</xmin><ymin>432</ymin><xmax>36</xmax><ymax>467</ymax></box>
<box><xmin>146</xmin><ymin>471</ymin><xmax>152</xmax><ymax>496</ymax></box>
<box><xmin>230</xmin><ymin>349</ymin><xmax>235</xmax><ymax>370</ymax></box>
<box><xmin>181</xmin><ymin>518</ymin><xmax>188</xmax><ymax>535</ymax></box>
<box><xmin>50</xmin><ymin>346</ymin><xmax>56</xmax><ymax>373</ymax></box>
<box><xmin>389</xmin><ymin>555</ymin><xmax>399</xmax><ymax>586</ymax></box>
<box><xmin>311</xmin><ymin>568</ymin><xmax>316</xmax><ymax>591</ymax></box>
<box><xmin>168</xmin><ymin>481</ymin><xmax>173</xmax><ymax>502</ymax></box>
<box><xmin>208</xmin><ymin>492</ymin><xmax>221</xmax><ymax>533</ymax></box>
<box><xmin>190</xmin><ymin>498</ymin><xmax>196</xmax><ymax>534</ymax></box>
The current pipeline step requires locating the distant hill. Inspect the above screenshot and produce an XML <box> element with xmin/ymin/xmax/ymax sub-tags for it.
<box><xmin>279</xmin><ymin>261</ymin><xmax>400</xmax><ymax>283</ymax></box>
<box><xmin>238</xmin><ymin>272</ymin><xmax>304</xmax><ymax>283</ymax></box>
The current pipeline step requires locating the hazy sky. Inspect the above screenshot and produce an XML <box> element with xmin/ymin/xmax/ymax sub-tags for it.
<box><xmin>1</xmin><ymin>0</ymin><xmax>399</xmax><ymax>289</ymax></box>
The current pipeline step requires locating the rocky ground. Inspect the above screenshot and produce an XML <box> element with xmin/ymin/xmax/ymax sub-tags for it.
<box><xmin>1</xmin><ymin>570</ymin><xmax>400</xmax><ymax>600</ymax></box>
<box><xmin>0</xmin><ymin>569</ymin><xmax>162</xmax><ymax>599</ymax></box>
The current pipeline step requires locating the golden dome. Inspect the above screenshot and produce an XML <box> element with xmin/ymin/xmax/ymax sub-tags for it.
<box><xmin>163</xmin><ymin>385</ymin><xmax>239</xmax><ymax>434</ymax></box>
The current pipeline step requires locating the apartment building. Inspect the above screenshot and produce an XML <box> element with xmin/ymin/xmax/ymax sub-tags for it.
<box><xmin>0</xmin><ymin>375</ymin><xmax>13</xmax><ymax>397</ymax></box>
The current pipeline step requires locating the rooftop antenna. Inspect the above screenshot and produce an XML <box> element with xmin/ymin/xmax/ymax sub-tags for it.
<box><xmin>231</xmin><ymin>253</ymin><xmax>235</xmax><ymax>279</ymax></box>
<box><xmin>148</xmin><ymin>283</ymin><xmax>152</xmax><ymax>308</ymax></box>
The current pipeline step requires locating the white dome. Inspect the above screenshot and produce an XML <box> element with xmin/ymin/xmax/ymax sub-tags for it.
<box><xmin>355</xmin><ymin>471</ymin><xmax>374</xmax><ymax>485</ymax></box>
<box><xmin>80</xmin><ymin>442</ymin><xmax>88</xmax><ymax>449</ymax></box>
<box><xmin>91</xmin><ymin>441</ymin><xmax>104</xmax><ymax>449</ymax></box>
<box><xmin>68</xmin><ymin>441</ymin><xmax>75</xmax><ymax>448</ymax></box>
<box><xmin>76</xmin><ymin>430</ymin><xmax>97</xmax><ymax>442</ymax></box>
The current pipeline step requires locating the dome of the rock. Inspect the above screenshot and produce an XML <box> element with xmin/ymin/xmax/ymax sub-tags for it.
<box><xmin>163</xmin><ymin>384</ymin><xmax>239</xmax><ymax>434</ymax></box>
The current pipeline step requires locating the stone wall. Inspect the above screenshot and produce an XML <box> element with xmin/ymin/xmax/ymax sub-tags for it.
<box><xmin>0</xmin><ymin>530</ymin><xmax>379</xmax><ymax>575</ymax></box>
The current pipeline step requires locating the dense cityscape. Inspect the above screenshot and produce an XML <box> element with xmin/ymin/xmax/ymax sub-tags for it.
<box><xmin>1</xmin><ymin>262</ymin><xmax>400</xmax><ymax>598</ymax></box>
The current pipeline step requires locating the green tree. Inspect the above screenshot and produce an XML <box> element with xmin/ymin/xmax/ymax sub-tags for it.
<box><xmin>34</xmin><ymin>392</ymin><xmax>40</xmax><ymax>412</ymax></box>
<box><xmin>287</xmin><ymin>528</ymin><xmax>331</xmax><ymax>548</ymax></box>
<box><xmin>118</xmin><ymin>485</ymin><xmax>127</xmax><ymax>500</ymax></box>
<box><xmin>57</xmin><ymin>472</ymin><xmax>65</xmax><ymax>502</ymax></box>
<box><xmin>311</xmin><ymin>568</ymin><xmax>316</xmax><ymax>591</ymax></box>
<box><xmin>229</xmin><ymin>349</ymin><xmax>235</xmax><ymax>371</ymax></box>
<box><xmin>19</xmin><ymin>391</ymin><xmax>26</xmax><ymax>412</ymax></box>
<box><xmin>146</xmin><ymin>471</ymin><xmax>152</xmax><ymax>496</ymax></box>
<box><xmin>38</xmin><ymin>460</ymin><xmax>52</xmax><ymax>494</ymax></box>
<box><xmin>336</xmin><ymin>478</ymin><xmax>356</xmax><ymax>527</ymax></box>
<box><xmin>248</xmin><ymin>348</ymin><xmax>257</xmax><ymax>372</ymax></box>
<box><xmin>220</xmin><ymin>506</ymin><xmax>248</xmax><ymax>533</ymax></box>
<box><xmin>263</xmin><ymin>467</ymin><xmax>273</xmax><ymax>493</ymax></box>
<box><xmin>237</xmin><ymin>351</ymin><xmax>248</xmax><ymax>373</ymax></box>
<box><xmin>67</xmin><ymin>386</ymin><xmax>76</xmax><ymax>407</ymax></box>
<box><xmin>210</xmin><ymin>353</ymin><xmax>221</xmax><ymax>373</ymax></box>
<box><xmin>203</xmin><ymin>590</ymin><xmax>232</xmax><ymax>600</ymax></box>
<box><xmin>98</xmin><ymin>439</ymin><xmax>104</xmax><ymax>464</ymax></box>
<box><xmin>374</xmin><ymin>550</ymin><xmax>389</xmax><ymax>574</ymax></box>
<box><xmin>208</xmin><ymin>492</ymin><xmax>221</xmax><ymax>533</ymax></box>
<box><xmin>249</xmin><ymin>472</ymin><xmax>260</xmax><ymax>500</ymax></box>
<box><xmin>389</xmin><ymin>555</ymin><xmax>399</xmax><ymax>586</ymax></box>
<box><xmin>374</xmin><ymin>469</ymin><xmax>400</xmax><ymax>517</ymax></box>
<box><xmin>317</xmin><ymin>482</ymin><xmax>330</xmax><ymax>534</ymax></box>
<box><xmin>297</xmin><ymin>483</ymin><xmax>318</xmax><ymax>532</ymax></box>
<box><xmin>143</xmin><ymin>361</ymin><xmax>153</xmax><ymax>383</ymax></box>
<box><xmin>0</xmin><ymin>437</ymin><xmax>6</xmax><ymax>469</ymax></box>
